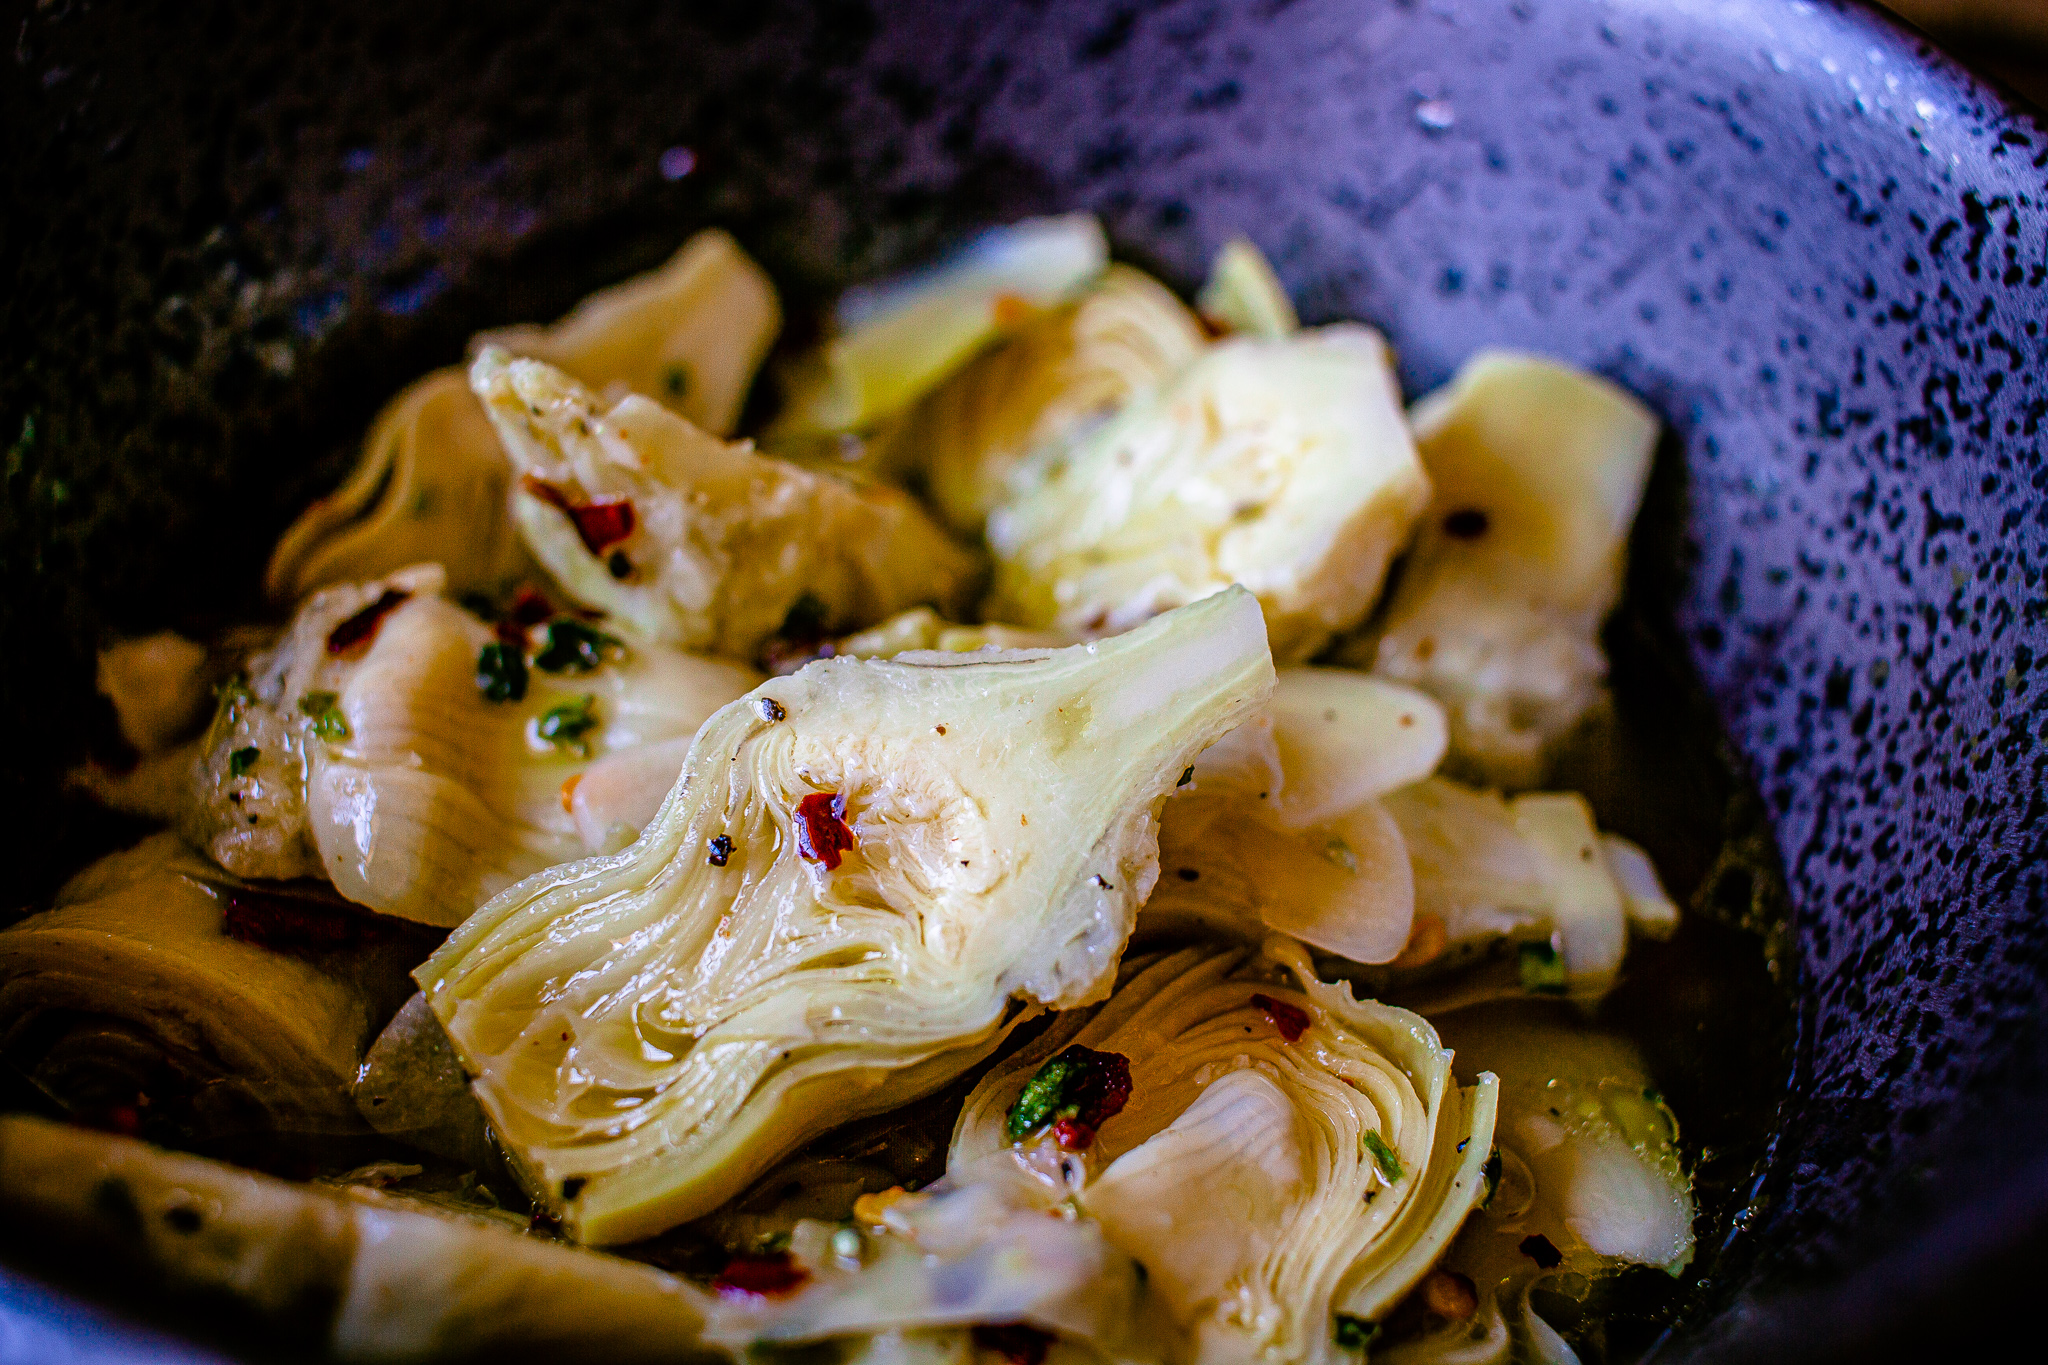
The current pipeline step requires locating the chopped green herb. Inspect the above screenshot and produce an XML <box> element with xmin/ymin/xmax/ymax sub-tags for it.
<box><xmin>663</xmin><ymin>364</ymin><xmax>689</xmax><ymax>397</ymax></box>
<box><xmin>1517</xmin><ymin>940</ymin><xmax>1569</xmax><ymax>995</ymax></box>
<box><xmin>534</xmin><ymin>619</ymin><xmax>620</xmax><ymax>674</ymax></box>
<box><xmin>1004</xmin><ymin>1045</ymin><xmax>1133</xmax><ymax>1146</ymax></box>
<box><xmin>297</xmin><ymin>691</ymin><xmax>350</xmax><ymax>741</ymax></box>
<box><xmin>228</xmin><ymin>746</ymin><xmax>260</xmax><ymax>778</ymax></box>
<box><xmin>476</xmin><ymin>642</ymin><xmax>529</xmax><ymax>702</ymax></box>
<box><xmin>1333</xmin><ymin>1314</ymin><xmax>1379</xmax><ymax>1351</ymax></box>
<box><xmin>1362</xmin><ymin>1130</ymin><xmax>1404</xmax><ymax>1183</ymax></box>
<box><xmin>1323</xmin><ymin>836</ymin><xmax>1359</xmax><ymax>873</ymax></box>
<box><xmin>537</xmin><ymin>695</ymin><xmax>599</xmax><ymax>755</ymax></box>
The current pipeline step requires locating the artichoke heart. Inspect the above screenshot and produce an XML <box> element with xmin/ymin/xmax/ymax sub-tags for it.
<box><xmin>986</xmin><ymin>325</ymin><xmax>1431</xmax><ymax>664</ymax></box>
<box><xmin>951</xmin><ymin>943</ymin><xmax>1498</xmax><ymax>1365</ymax></box>
<box><xmin>1378</xmin><ymin>1005</ymin><xmax>1692</xmax><ymax>1365</ymax></box>
<box><xmin>885</xmin><ymin>263</ymin><xmax>1207</xmax><ymax>535</ymax></box>
<box><xmin>476</xmin><ymin>227</ymin><xmax>781</xmax><ymax>437</ymax></box>
<box><xmin>182</xmin><ymin>563</ymin><xmax>755</xmax><ymax>923</ymax></box>
<box><xmin>0</xmin><ymin>833</ymin><xmax>426</xmax><ymax>1146</ymax></box>
<box><xmin>1352</xmin><ymin>352</ymin><xmax>1658</xmax><ymax>789</ymax></box>
<box><xmin>472</xmin><ymin>348</ymin><xmax>983</xmax><ymax>658</ymax></box>
<box><xmin>1196</xmin><ymin>236</ymin><xmax>1299</xmax><ymax>340</ymax></box>
<box><xmin>417</xmin><ymin>587</ymin><xmax>1276</xmax><ymax>1244</ymax></box>
<box><xmin>0</xmin><ymin>1115</ymin><xmax>721</xmax><ymax>1363</ymax></box>
<box><xmin>772</xmin><ymin>213</ymin><xmax>1109</xmax><ymax>439</ymax></box>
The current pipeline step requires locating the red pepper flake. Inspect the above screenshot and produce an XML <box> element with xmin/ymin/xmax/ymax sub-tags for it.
<box><xmin>795</xmin><ymin>791</ymin><xmax>855</xmax><ymax>870</ymax></box>
<box><xmin>1250</xmin><ymin>992</ymin><xmax>1311</xmax><ymax>1042</ymax></box>
<box><xmin>218</xmin><ymin>885</ymin><xmax>421</xmax><ymax>956</ymax></box>
<box><xmin>710</xmin><ymin>1251</ymin><xmax>808</xmax><ymax>1301</ymax></box>
<box><xmin>971</xmin><ymin>1323</ymin><xmax>1054</xmax><ymax>1365</ymax></box>
<box><xmin>326</xmin><ymin>589</ymin><xmax>411</xmax><ymax>655</ymax></box>
<box><xmin>78</xmin><ymin>1104</ymin><xmax>143</xmax><ymax>1137</ymax></box>
<box><xmin>1051</xmin><ymin>1117</ymin><xmax>1098</xmax><ymax>1151</ymax></box>
<box><xmin>521</xmin><ymin>474</ymin><xmax>636</xmax><ymax>555</ymax></box>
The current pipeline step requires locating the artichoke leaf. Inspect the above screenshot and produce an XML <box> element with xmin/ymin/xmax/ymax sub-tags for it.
<box><xmin>475</xmin><ymin>227</ymin><xmax>781</xmax><ymax>437</ymax></box>
<box><xmin>883</xmin><ymin>263</ymin><xmax>1206</xmax><ymax>535</ymax></box>
<box><xmin>0</xmin><ymin>1115</ymin><xmax>721</xmax><ymax>1363</ymax></box>
<box><xmin>986</xmin><ymin>325</ymin><xmax>1431</xmax><ymax>664</ymax></box>
<box><xmin>0</xmin><ymin>834</ymin><xmax>423</xmax><ymax>1145</ymax></box>
<box><xmin>773</xmin><ymin>214</ymin><xmax>1110</xmax><ymax>438</ymax></box>
<box><xmin>951</xmin><ymin>942</ymin><xmax>1499</xmax><ymax>1364</ymax></box>
<box><xmin>473</xmin><ymin>348</ymin><xmax>983</xmax><ymax>658</ymax></box>
<box><xmin>1348</xmin><ymin>353</ymin><xmax>1658</xmax><ymax>789</ymax></box>
<box><xmin>1196</xmin><ymin>236</ymin><xmax>1299</xmax><ymax>340</ymax></box>
<box><xmin>182</xmin><ymin>564</ymin><xmax>755</xmax><ymax>923</ymax></box>
<box><xmin>418</xmin><ymin>587</ymin><xmax>1275</xmax><ymax>1244</ymax></box>
<box><xmin>1377</xmin><ymin>1005</ymin><xmax>1692</xmax><ymax>1365</ymax></box>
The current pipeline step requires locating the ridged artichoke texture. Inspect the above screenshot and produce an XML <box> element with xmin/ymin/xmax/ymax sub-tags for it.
<box><xmin>471</xmin><ymin>348</ymin><xmax>984</xmax><ymax>663</ymax></box>
<box><xmin>1346</xmin><ymin>352</ymin><xmax>1659</xmax><ymax>791</ymax></box>
<box><xmin>418</xmin><ymin>587</ymin><xmax>1276</xmax><ymax>1244</ymax></box>
<box><xmin>181</xmin><ymin>562</ymin><xmax>756</xmax><ymax>925</ymax></box>
<box><xmin>1376</xmin><ymin>1004</ymin><xmax>1692</xmax><ymax>1365</ymax></box>
<box><xmin>266</xmin><ymin>229</ymin><xmax>781</xmax><ymax>605</ymax></box>
<box><xmin>951</xmin><ymin>942</ymin><xmax>1499</xmax><ymax>1365</ymax></box>
<box><xmin>0</xmin><ymin>833</ymin><xmax>429</xmax><ymax>1148</ymax></box>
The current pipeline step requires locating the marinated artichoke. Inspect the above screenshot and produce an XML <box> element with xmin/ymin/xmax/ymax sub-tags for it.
<box><xmin>0</xmin><ymin>834</ymin><xmax>427</xmax><ymax>1147</ymax></box>
<box><xmin>472</xmin><ymin>348</ymin><xmax>983</xmax><ymax>658</ymax></box>
<box><xmin>181</xmin><ymin>564</ymin><xmax>756</xmax><ymax>922</ymax></box>
<box><xmin>1350</xmin><ymin>353</ymin><xmax>1659</xmax><ymax>789</ymax></box>
<box><xmin>950</xmin><ymin>942</ymin><xmax>1499</xmax><ymax>1364</ymax></box>
<box><xmin>1196</xmin><ymin>236</ymin><xmax>1298</xmax><ymax>340</ymax></box>
<box><xmin>1378</xmin><ymin>1004</ymin><xmax>1692</xmax><ymax>1365</ymax></box>
<box><xmin>885</xmin><ymin>263</ymin><xmax>1206</xmax><ymax>535</ymax></box>
<box><xmin>266</xmin><ymin>229</ymin><xmax>779</xmax><ymax>605</ymax></box>
<box><xmin>476</xmin><ymin>227</ymin><xmax>781</xmax><ymax>437</ymax></box>
<box><xmin>0</xmin><ymin>1115</ymin><xmax>721</xmax><ymax>1363</ymax></box>
<box><xmin>986</xmin><ymin>325</ymin><xmax>1431</xmax><ymax>664</ymax></box>
<box><xmin>417</xmin><ymin>588</ymin><xmax>1275</xmax><ymax>1244</ymax></box>
<box><xmin>772</xmin><ymin>213</ymin><xmax>1109</xmax><ymax>438</ymax></box>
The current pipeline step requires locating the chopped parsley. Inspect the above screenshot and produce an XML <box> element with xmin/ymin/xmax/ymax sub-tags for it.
<box><xmin>533</xmin><ymin>619</ymin><xmax>619</xmax><ymax>674</ymax></box>
<box><xmin>476</xmin><ymin>642</ymin><xmax>529</xmax><ymax>702</ymax></box>
<box><xmin>537</xmin><ymin>695</ymin><xmax>599</xmax><ymax>755</ymax></box>
<box><xmin>663</xmin><ymin>363</ymin><xmax>689</xmax><ymax>397</ymax></box>
<box><xmin>1362</xmin><ymin>1130</ymin><xmax>1404</xmax><ymax>1183</ymax></box>
<box><xmin>1333</xmin><ymin>1314</ymin><xmax>1379</xmax><ymax>1351</ymax></box>
<box><xmin>1004</xmin><ymin>1045</ymin><xmax>1132</xmax><ymax>1149</ymax></box>
<box><xmin>297</xmin><ymin>691</ymin><xmax>350</xmax><ymax>741</ymax></box>
<box><xmin>1517</xmin><ymin>941</ymin><xmax>1569</xmax><ymax>995</ymax></box>
<box><xmin>228</xmin><ymin>746</ymin><xmax>260</xmax><ymax>778</ymax></box>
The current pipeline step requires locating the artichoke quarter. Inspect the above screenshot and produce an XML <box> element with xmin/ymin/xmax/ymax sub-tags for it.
<box><xmin>950</xmin><ymin>941</ymin><xmax>1499</xmax><ymax>1365</ymax></box>
<box><xmin>985</xmin><ymin>325</ymin><xmax>1432</xmax><ymax>665</ymax></box>
<box><xmin>417</xmin><ymin>587</ymin><xmax>1276</xmax><ymax>1244</ymax></box>
<box><xmin>472</xmin><ymin>348</ymin><xmax>983</xmax><ymax>660</ymax></box>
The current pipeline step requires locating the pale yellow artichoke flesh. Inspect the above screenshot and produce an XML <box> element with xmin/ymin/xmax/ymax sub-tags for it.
<box><xmin>986</xmin><ymin>325</ymin><xmax>1431</xmax><ymax>664</ymax></box>
<box><xmin>1196</xmin><ymin>236</ymin><xmax>1299</xmax><ymax>339</ymax></box>
<box><xmin>418</xmin><ymin>588</ymin><xmax>1275</xmax><ymax>1244</ymax></box>
<box><xmin>951</xmin><ymin>942</ymin><xmax>1498</xmax><ymax>1365</ymax></box>
<box><xmin>472</xmin><ymin>349</ymin><xmax>983</xmax><ymax>657</ymax></box>
<box><xmin>1354</xmin><ymin>352</ymin><xmax>1658</xmax><ymax>789</ymax></box>
<box><xmin>0</xmin><ymin>1115</ymin><xmax>720</xmax><ymax>1363</ymax></box>
<box><xmin>182</xmin><ymin>564</ymin><xmax>755</xmax><ymax>924</ymax></box>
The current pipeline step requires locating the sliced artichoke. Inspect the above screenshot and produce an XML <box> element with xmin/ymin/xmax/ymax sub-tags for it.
<box><xmin>1196</xmin><ymin>236</ymin><xmax>1299</xmax><ymax>339</ymax></box>
<box><xmin>0</xmin><ymin>834</ymin><xmax>427</xmax><ymax>1146</ymax></box>
<box><xmin>1377</xmin><ymin>1004</ymin><xmax>1692</xmax><ymax>1365</ymax></box>
<box><xmin>476</xmin><ymin>227</ymin><xmax>781</xmax><ymax>437</ymax></box>
<box><xmin>181</xmin><ymin>564</ymin><xmax>756</xmax><ymax>922</ymax></box>
<box><xmin>417</xmin><ymin>588</ymin><xmax>1275</xmax><ymax>1244</ymax></box>
<box><xmin>772</xmin><ymin>214</ymin><xmax>1109</xmax><ymax>438</ymax></box>
<box><xmin>1351</xmin><ymin>353</ymin><xmax>1658</xmax><ymax>789</ymax></box>
<box><xmin>0</xmin><ymin>1115</ymin><xmax>721</xmax><ymax>1363</ymax></box>
<box><xmin>265</xmin><ymin>368</ymin><xmax>533</xmax><ymax>605</ymax></box>
<box><xmin>951</xmin><ymin>942</ymin><xmax>1499</xmax><ymax>1363</ymax></box>
<box><xmin>473</xmin><ymin>349</ymin><xmax>982</xmax><ymax>658</ymax></box>
<box><xmin>832</xmin><ymin>606</ymin><xmax>1082</xmax><ymax>660</ymax></box>
<box><xmin>986</xmin><ymin>325</ymin><xmax>1431</xmax><ymax>664</ymax></box>
<box><xmin>703</xmin><ymin>1174</ymin><xmax>1166</xmax><ymax>1363</ymax></box>
<box><xmin>884</xmin><ymin>263</ymin><xmax>1206</xmax><ymax>535</ymax></box>
<box><xmin>1366</xmin><ymin>779</ymin><xmax>1675</xmax><ymax>1005</ymax></box>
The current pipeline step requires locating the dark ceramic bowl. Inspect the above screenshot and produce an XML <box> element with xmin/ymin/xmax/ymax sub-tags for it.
<box><xmin>3</xmin><ymin>1</ymin><xmax>2045</xmax><ymax>1361</ymax></box>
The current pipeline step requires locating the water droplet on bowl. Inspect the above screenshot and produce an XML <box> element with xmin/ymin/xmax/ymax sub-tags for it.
<box><xmin>1415</xmin><ymin>99</ymin><xmax>1456</xmax><ymax>134</ymax></box>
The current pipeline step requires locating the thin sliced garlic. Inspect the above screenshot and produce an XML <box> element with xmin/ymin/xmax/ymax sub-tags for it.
<box><xmin>418</xmin><ymin>589</ymin><xmax>1274</xmax><ymax>1244</ymax></box>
